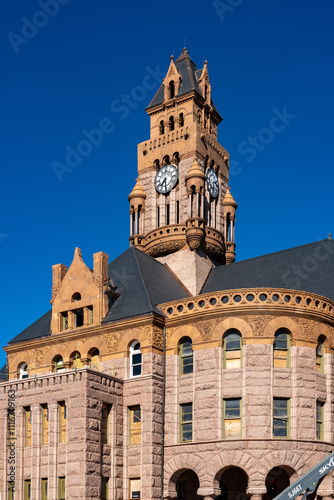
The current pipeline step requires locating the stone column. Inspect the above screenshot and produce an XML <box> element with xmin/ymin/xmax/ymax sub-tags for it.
<box><xmin>31</xmin><ymin>404</ymin><xmax>41</xmax><ymax>500</ymax></box>
<box><xmin>197</xmin><ymin>487</ymin><xmax>221</xmax><ymax>500</ymax></box>
<box><xmin>247</xmin><ymin>487</ymin><xmax>267</xmax><ymax>500</ymax></box>
<box><xmin>48</xmin><ymin>403</ymin><xmax>59</xmax><ymax>500</ymax></box>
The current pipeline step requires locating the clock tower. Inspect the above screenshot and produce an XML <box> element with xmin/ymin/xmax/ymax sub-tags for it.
<box><xmin>128</xmin><ymin>48</ymin><xmax>237</xmax><ymax>295</ymax></box>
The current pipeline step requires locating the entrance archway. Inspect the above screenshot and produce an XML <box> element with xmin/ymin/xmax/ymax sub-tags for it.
<box><xmin>217</xmin><ymin>467</ymin><xmax>249</xmax><ymax>500</ymax></box>
<box><xmin>176</xmin><ymin>469</ymin><xmax>200</xmax><ymax>500</ymax></box>
<box><xmin>264</xmin><ymin>467</ymin><xmax>291</xmax><ymax>500</ymax></box>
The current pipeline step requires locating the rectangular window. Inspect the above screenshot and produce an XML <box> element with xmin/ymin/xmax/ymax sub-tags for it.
<box><xmin>58</xmin><ymin>477</ymin><xmax>65</xmax><ymax>500</ymax></box>
<box><xmin>176</xmin><ymin>200</ymin><xmax>179</xmax><ymax>224</ymax></box>
<box><xmin>73</xmin><ymin>308</ymin><xmax>84</xmax><ymax>328</ymax></box>
<box><xmin>273</xmin><ymin>398</ymin><xmax>289</xmax><ymax>438</ymax></box>
<box><xmin>88</xmin><ymin>306</ymin><xmax>93</xmax><ymax>325</ymax></box>
<box><xmin>316</xmin><ymin>401</ymin><xmax>324</xmax><ymax>440</ymax></box>
<box><xmin>24</xmin><ymin>480</ymin><xmax>31</xmax><ymax>500</ymax></box>
<box><xmin>223</xmin><ymin>398</ymin><xmax>241</xmax><ymax>438</ymax></box>
<box><xmin>61</xmin><ymin>312</ymin><xmax>68</xmax><ymax>331</ymax></box>
<box><xmin>41</xmin><ymin>478</ymin><xmax>48</xmax><ymax>500</ymax></box>
<box><xmin>101</xmin><ymin>477</ymin><xmax>109</xmax><ymax>500</ymax></box>
<box><xmin>130</xmin><ymin>478</ymin><xmax>141</xmax><ymax>499</ymax></box>
<box><xmin>42</xmin><ymin>405</ymin><xmax>49</xmax><ymax>445</ymax></box>
<box><xmin>101</xmin><ymin>404</ymin><xmax>111</xmax><ymax>444</ymax></box>
<box><xmin>8</xmin><ymin>482</ymin><xmax>15</xmax><ymax>500</ymax></box>
<box><xmin>129</xmin><ymin>406</ymin><xmax>141</xmax><ymax>445</ymax></box>
<box><xmin>59</xmin><ymin>402</ymin><xmax>66</xmax><ymax>443</ymax></box>
<box><xmin>180</xmin><ymin>403</ymin><xmax>192</xmax><ymax>442</ymax></box>
<box><xmin>25</xmin><ymin>407</ymin><xmax>32</xmax><ymax>447</ymax></box>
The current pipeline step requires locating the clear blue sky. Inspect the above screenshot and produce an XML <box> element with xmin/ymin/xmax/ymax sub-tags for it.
<box><xmin>1</xmin><ymin>0</ymin><xmax>333</xmax><ymax>367</ymax></box>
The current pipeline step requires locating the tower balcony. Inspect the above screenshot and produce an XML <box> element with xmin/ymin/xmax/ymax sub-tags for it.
<box><xmin>141</xmin><ymin>223</ymin><xmax>225</xmax><ymax>261</ymax></box>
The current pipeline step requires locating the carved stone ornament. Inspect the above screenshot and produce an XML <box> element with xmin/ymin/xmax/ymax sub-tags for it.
<box><xmin>103</xmin><ymin>331</ymin><xmax>124</xmax><ymax>352</ymax></box>
<box><xmin>143</xmin><ymin>325</ymin><xmax>163</xmax><ymax>349</ymax></box>
<box><xmin>51</xmin><ymin>284</ymin><xmax>61</xmax><ymax>303</ymax></box>
<box><xmin>146</xmin><ymin>240</ymin><xmax>185</xmax><ymax>258</ymax></box>
<box><xmin>243</xmin><ymin>314</ymin><xmax>273</xmax><ymax>336</ymax></box>
<box><xmin>94</xmin><ymin>275</ymin><xmax>111</xmax><ymax>290</ymax></box>
<box><xmin>165</xmin><ymin>327</ymin><xmax>178</xmax><ymax>347</ymax></box>
<box><xmin>195</xmin><ymin>318</ymin><xmax>220</xmax><ymax>341</ymax></box>
<box><xmin>295</xmin><ymin>318</ymin><xmax>317</xmax><ymax>340</ymax></box>
<box><xmin>28</xmin><ymin>347</ymin><xmax>51</xmax><ymax>367</ymax></box>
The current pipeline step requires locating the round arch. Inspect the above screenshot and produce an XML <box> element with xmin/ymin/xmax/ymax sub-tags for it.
<box><xmin>263</xmin><ymin>317</ymin><xmax>300</xmax><ymax>340</ymax></box>
<box><xmin>82</xmin><ymin>337</ymin><xmax>106</xmax><ymax>359</ymax></box>
<box><xmin>212</xmin><ymin>318</ymin><xmax>253</xmax><ymax>341</ymax></box>
<box><xmin>214</xmin><ymin>466</ymin><xmax>249</xmax><ymax>500</ymax></box>
<box><xmin>167</xmin><ymin>325</ymin><xmax>202</xmax><ymax>351</ymax></box>
<box><xmin>117</xmin><ymin>328</ymin><xmax>150</xmax><ymax>353</ymax></box>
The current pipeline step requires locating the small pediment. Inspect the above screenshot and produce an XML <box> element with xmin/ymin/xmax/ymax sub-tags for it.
<box><xmin>163</xmin><ymin>56</ymin><xmax>182</xmax><ymax>101</ymax></box>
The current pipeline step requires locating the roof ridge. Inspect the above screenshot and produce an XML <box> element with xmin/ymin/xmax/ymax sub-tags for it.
<box><xmin>131</xmin><ymin>247</ymin><xmax>156</xmax><ymax>312</ymax></box>
<box><xmin>234</xmin><ymin>238</ymin><xmax>333</xmax><ymax>266</ymax></box>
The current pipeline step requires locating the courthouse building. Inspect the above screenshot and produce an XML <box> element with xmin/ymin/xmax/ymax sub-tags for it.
<box><xmin>1</xmin><ymin>48</ymin><xmax>334</xmax><ymax>500</ymax></box>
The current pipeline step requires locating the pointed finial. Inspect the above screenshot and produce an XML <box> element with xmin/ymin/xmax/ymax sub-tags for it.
<box><xmin>74</xmin><ymin>247</ymin><xmax>82</xmax><ymax>257</ymax></box>
<box><xmin>329</xmin><ymin>233</ymin><xmax>332</xmax><ymax>240</ymax></box>
<box><xmin>170</xmin><ymin>55</ymin><xmax>174</xmax><ymax>61</ymax></box>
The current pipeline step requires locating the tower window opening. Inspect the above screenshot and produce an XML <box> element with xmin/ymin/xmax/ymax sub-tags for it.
<box><xmin>176</xmin><ymin>200</ymin><xmax>180</xmax><ymax>223</ymax></box>
<box><xmin>166</xmin><ymin>204</ymin><xmax>170</xmax><ymax>225</ymax></box>
<box><xmin>169</xmin><ymin>80</ymin><xmax>175</xmax><ymax>99</ymax></box>
<box><xmin>132</xmin><ymin>211</ymin><xmax>136</xmax><ymax>236</ymax></box>
<box><xmin>179</xmin><ymin>113</ymin><xmax>184</xmax><ymax>127</ymax></box>
<box><xmin>169</xmin><ymin>116</ymin><xmax>175</xmax><ymax>131</ymax></box>
<box><xmin>137</xmin><ymin>206</ymin><xmax>141</xmax><ymax>234</ymax></box>
<box><xmin>72</xmin><ymin>292</ymin><xmax>81</xmax><ymax>302</ymax></box>
<box><xmin>198</xmin><ymin>192</ymin><xmax>202</xmax><ymax>217</ymax></box>
<box><xmin>159</xmin><ymin>121</ymin><xmax>164</xmax><ymax>135</ymax></box>
<box><xmin>205</xmin><ymin>84</ymin><xmax>208</xmax><ymax>100</ymax></box>
<box><xmin>197</xmin><ymin>111</ymin><xmax>201</xmax><ymax>124</ymax></box>
<box><xmin>157</xmin><ymin>206</ymin><xmax>160</xmax><ymax>227</ymax></box>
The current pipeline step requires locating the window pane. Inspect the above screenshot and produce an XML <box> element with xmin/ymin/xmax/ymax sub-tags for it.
<box><xmin>274</xmin><ymin>339</ymin><xmax>288</xmax><ymax>349</ymax></box>
<box><xmin>273</xmin><ymin>419</ymin><xmax>288</xmax><ymax>437</ymax></box>
<box><xmin>226</xmin><ymin>339</ymin><xmax>241</xmax><ymax>350</ymax></box>
<box><xmin>133</xmin><ymin>409</ymin><xmax>141</xmax><ymax>423</ymax></box>
<box><xmin>132</xmin><ymin>353</ymin><xmax>142</xmax><ymax>365</ymax></box>
<box><xmin>182</xmin><ymin>357</ymin><xmax>193</xmax><ymax>374</ymax></box>
<box><xmin>133</xmin><ymin>364</ymin><xmax>142</xmax><ymax>376</ymax></box>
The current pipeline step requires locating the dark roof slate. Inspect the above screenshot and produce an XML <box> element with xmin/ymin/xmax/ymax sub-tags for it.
<box><xmin>0</xmin><ymin>364</ymin><xmax>7</xmax><ymax>380</ymax></box>
<box><xmin>8</xmin><ymin>310</ymin><xmax>52</xmax><ymax>344</ymax></box>
<box><xmin>202</xmin><ymin>239</ymin><xmax>334</xmax><ymax>301</ymax></box>
<box><xmin>146</xmin><ymin>48</ymin><xmax>221</xmax><ymax>118</ymax></box>
<box><xmin>7</xmin><ymin>247</ymin><xmax>189</xmax><ymax>346</ymax></box>
<box><xmin>103</xmin><ymin>246</ymin><xmax>189</xmax><ymax>322</ymax></box>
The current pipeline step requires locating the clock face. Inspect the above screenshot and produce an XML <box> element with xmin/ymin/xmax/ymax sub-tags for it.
<box><xmin>155</xmin><ymin>164</ymin><xmax>178</xmax><ymax>194</ymax></box>
<box><xmin>206</xmin><ymin>168</ymin><xmax>219</xmax><ymax>198</ymax></box>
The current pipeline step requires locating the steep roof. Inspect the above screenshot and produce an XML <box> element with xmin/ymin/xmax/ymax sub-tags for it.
<box><xmin>202</xmin><ymin>238</ymin><xmax>334</xmax><ymax>300</ymax></box>
<box><xmin>7</xmin><ymin>247</ymin><xmax>189</xmax><ymax>345</ymax></box>
<box><xmin>146</xmin><ymin>48</ymin><xmax>221</xmax><ymax>118</ymax></box>
<box><xmin>0</xmin><ymin>364</ymin><xmax>7</xmax><ymax>381</ymax></box>
<box><xmin>103</xmin><ymin>246</ymin><xmax>190</xmax><ymax>322</ymax></box>
<box><xmin>8</xmin><ymin>310</ymin><xmax>52</xmax><ymax>344</ymax></box>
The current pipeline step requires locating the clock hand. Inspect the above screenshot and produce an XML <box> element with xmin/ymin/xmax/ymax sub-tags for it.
<box><xmin>161</xmin><ymin>177</ymin><xmax>167</xmax><ymax>191</ymax></box>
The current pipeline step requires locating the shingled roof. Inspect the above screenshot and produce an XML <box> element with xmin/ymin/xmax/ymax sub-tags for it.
<box><xmin>202</xmin><ymin>238</ymin><xmax>334</xmax><ymax>300</ymax></box>
<box><xmin>146</xmin><ymin>48</ymin><xmax>221</xmax><ymax>118</ymax></box>
<box><xmin>7</xmin><ymin>247</ymin><xmax>189</xmax><ymax>345</ymax></box>
<box><xmin>0</xmin><ymin>364</ymin><xmax>7</xmax><ymax>381</ymax></box>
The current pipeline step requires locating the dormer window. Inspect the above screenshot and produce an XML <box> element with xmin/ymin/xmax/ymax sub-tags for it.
<box><xmin>72</xmin><ymin>292</ymin><xmax>81</xmax><ymax>302</ymax></box>
<box><xmin>169</xmin><ymin>80</ymin><xmax>175</xmax><ymax>99</ymax></box>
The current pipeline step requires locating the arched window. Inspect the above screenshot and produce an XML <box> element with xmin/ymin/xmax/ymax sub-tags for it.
<box><xmin>179</xmin><ymin>113</ymin><xmax>184</xmax><ymax>127</ymax></box>
<box><xmin>53</xmin><ymin>355</ymin><xmax>65</xmax><ymax>373</ymax></box>
<box><xmin>223</xmin><ymin>330</ymin><xmax>242</xmax><ymax>368</ymax></box>
<box><xmin>72</xmin><ymin>292</ymin><xmax>81</xmax><ymax>302</ymax></box>
<box><xmin>316</xmin><ymin>336</ymin><xmax>325</xmax><ymax>373</ymax></box>
<box><xmin>71</xmin><ymin>351</ymin><xmax>83</xmax><ymax>370</ymax></box>
<box><xmin>273</xmin><ymin>329</ymin><xmax>290</xmax><ymax>368</ymax></box>
<box><xmin>130</xmin><ymin>341</ymin><xmax>142</xmax><ymax>377</ymax></box>
<box><xmin>169</xmin><ymin>80</ymin><xmax>175</xmax><ymax>99</ymax></box>
<box><xmin>180</xmin><ymin>337</ymin><xmax>193</xmax><ymax>374</ymax></box>
<box><xmin>159</xmin><ymin>120</ymin><xmax>165</xmax><ymax>135</ymax></box>
<box><xmin>169</xmin><ymin>116</ymin><xmax>175</xmax><ymax>131</ymax></box>
<box><xmin>197</xmin><ymin>111</ymin><xmax>201</xmax><ymax>124</ymax></box>
<box><xmin>19</xmin><ymin>362</ymin><xmax>29</xmax><ymax>379</ymax></box>
<box><xmin>90</xmin><ymin>348</ymin><xmax>100</xmax><ymax>371</ymax></box>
